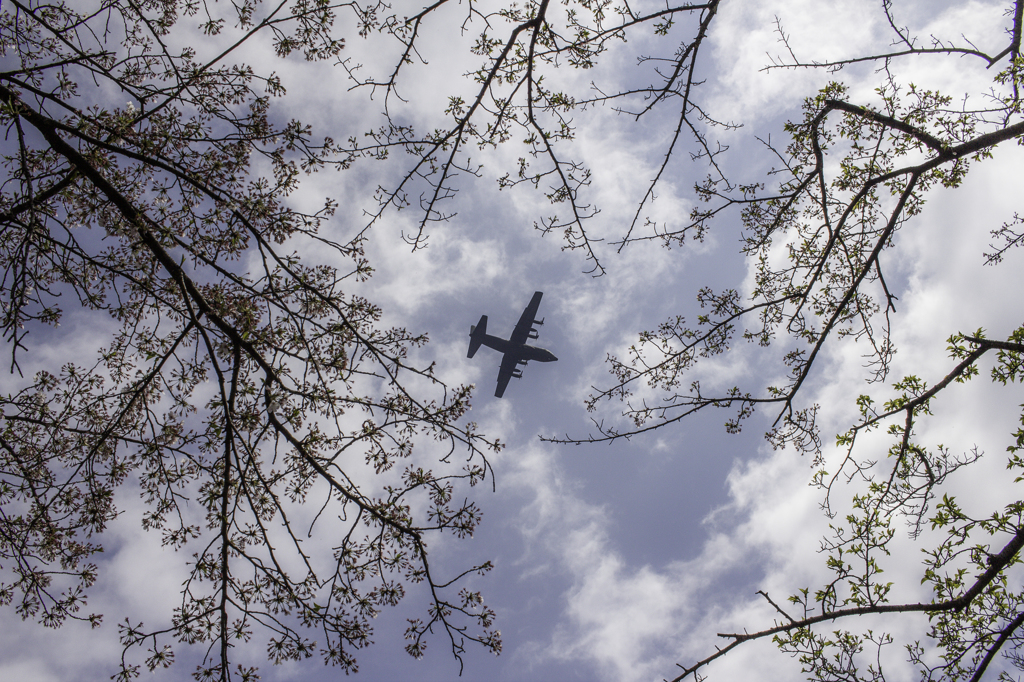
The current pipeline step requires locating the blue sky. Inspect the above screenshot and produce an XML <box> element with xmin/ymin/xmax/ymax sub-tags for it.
<box><xmin>2</xmin><ymin>0</ymin><xmax>1024</xmax><ymax>681</ymax></box>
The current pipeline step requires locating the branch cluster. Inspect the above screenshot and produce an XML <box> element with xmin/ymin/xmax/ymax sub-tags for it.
<box><xmin>0</xmin><ymin>0</ymin><xmax>501</xmax><ymax>678</ymax></box>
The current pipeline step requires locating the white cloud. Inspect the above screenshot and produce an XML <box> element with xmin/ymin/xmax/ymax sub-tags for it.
<box><xmin>503</xmin><ymin>439</ymin><xmax>820</xmax><ymax>682</ymax></box>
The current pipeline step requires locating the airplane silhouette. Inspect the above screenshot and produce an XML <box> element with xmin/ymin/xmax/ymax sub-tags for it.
<box><xmin>468</xmin><ymin>291</ymin><xmax>557</xmax><ymax>398</ymax></box>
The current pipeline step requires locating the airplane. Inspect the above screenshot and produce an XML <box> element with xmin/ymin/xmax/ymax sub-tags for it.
<box><xmin>468</xmin><ymin>291</ymin><xmax>558</xmax><ymax>398</ymax></box>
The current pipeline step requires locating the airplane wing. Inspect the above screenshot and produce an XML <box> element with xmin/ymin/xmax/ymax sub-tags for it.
<box><xmin>494</xmin><ymin>352</ymin><xmax>519</xmax><ymax>398</ymax></box>
<box><xmin>508</xmin><ymin>291</ymin><xmax>543</xmax><ymax>346</ymax></box>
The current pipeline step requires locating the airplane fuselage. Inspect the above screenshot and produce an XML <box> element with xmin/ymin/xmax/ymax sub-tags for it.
<box><xmin>476</xmin><ymin>333</ymin><xmax>558</xmax><ymax>363</ymax></box>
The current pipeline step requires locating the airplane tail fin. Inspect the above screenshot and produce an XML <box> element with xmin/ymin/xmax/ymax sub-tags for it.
<box><xmin>468</xmin><ymin>315</ymin><xmax>487</xmax><ymax>358</ymax></box>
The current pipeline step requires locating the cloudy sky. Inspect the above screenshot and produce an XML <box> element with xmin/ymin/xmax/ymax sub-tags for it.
<box><xmin>3</xmin><ymin>0</ymin><xmax>1024</xmax><ymax>681</ymax></box>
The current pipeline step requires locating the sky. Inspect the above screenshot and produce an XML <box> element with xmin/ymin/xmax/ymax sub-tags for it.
<box><xmin>2</xmin><ymin>0</ymin><xmax>1024</xmax><ymax>681</ymax></box>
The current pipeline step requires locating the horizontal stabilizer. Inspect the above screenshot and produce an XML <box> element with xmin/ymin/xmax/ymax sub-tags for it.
<box><xmin>468</xmin><ymin>315</ymin><xmax>487</xmax><ymax>358</ymax></box>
